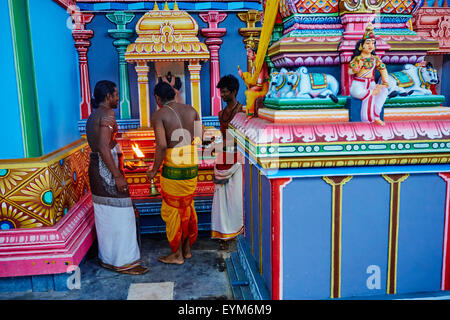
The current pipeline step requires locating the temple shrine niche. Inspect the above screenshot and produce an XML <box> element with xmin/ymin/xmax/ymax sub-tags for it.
<box><xmin>1</xmin><ymin>0</ymin><xmax>450</xmax><ymax>300</ymax></box>
<box><xmin>125</xmin><ymin>2</ymin><xmax>210</xmax><ymax>127</ymax></box>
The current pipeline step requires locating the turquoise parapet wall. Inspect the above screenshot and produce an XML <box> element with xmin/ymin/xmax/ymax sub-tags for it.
<box><xmin>0</xmin><ymin>0</ymin><xmax>24</xmax><ymax>159</ymax></box>
<box><xmin>87</xmin><ymin>11</ymin><xmax>249</xmax><ymax>118</ymax></box>
<box><xmin>28</xmin><ymin>0</ymin><xmax>81</xmax><ymax>155</ymax></box>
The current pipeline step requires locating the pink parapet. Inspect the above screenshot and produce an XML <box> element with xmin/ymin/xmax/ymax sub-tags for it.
<box><xmin>0</xmin><ymin>193</ymin><xmax>95</xmax><ymax>278</ymax></box>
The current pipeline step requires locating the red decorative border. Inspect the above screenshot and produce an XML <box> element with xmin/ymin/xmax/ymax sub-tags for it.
<box><xmin>270</xmin><ymin>178</ymin><xmax>291</xmax><ymax>300</ymax></box>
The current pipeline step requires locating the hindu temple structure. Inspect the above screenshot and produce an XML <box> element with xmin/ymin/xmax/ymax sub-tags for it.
<box><xmin>1</xmin><ymin>0</ymin><xmax>450</xmax><ymax>300</ymax></box>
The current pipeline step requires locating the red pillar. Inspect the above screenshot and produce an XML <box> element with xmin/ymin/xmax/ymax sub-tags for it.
<box><xmin>199</xmin><ymin>11</ymin><xmax>227</xmax><ymax>116</ymax></box>
<box><xmin>270</xmin><ymin>178</ymin><xmax>291</xmax><ymax>300</ymax></box>
<box><xmin>439</xmin><ymin>173</ymin><xmax>450</xmax><ymax>290</ymax></box>
<box><xmin>71</xmin><ymin>10</ymin><xmax>94</xmax><ymax>119</ymax></box>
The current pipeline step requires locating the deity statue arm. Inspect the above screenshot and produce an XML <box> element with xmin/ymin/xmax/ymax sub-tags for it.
<box><xmin>375</xmin><ymin>56</ymin><xmax>389</xmax><ymax>86</ymax></box>
<box><xmin>238</xmin><ymin>65</ymin><xmax>257</xmax><ymax>89</ymax></box>
<box><xmin>349</xmin><ymin>56</ymin><xmax>363</xmax><ymax>75</ymax></box>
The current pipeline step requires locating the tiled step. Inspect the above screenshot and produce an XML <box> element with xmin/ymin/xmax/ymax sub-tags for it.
<box><xmin>225</xmin><ymin>252</ymin><xmax>253</xmax><ymax>300</ymax></box>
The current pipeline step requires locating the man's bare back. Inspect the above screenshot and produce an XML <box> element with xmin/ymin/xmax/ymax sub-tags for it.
<box><xmin>152</xmin><ymin>102</ymin><xmax>199</xmax><ymax>148</ymax></box>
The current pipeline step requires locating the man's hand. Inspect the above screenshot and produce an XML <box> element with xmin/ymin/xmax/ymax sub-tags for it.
<box><xmin>147</xmin><ymin>168</ymin><xmax>157</xmax><ymax>180</ymax></box>
<box><xmin>115</xmin><ymin>175</ymin><xmax>128</xmax><ymax>193</ymax></box>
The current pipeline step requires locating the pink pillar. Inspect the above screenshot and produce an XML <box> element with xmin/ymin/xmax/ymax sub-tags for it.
<box><xmin>71</xmin><ymin>11</ymin><xmax>95</xmax><ymax>119</ymax></box>
<box><xmin>199</xmin><ymin>11</ymin><xmax>227</xmax><ymax>116</ymax></box>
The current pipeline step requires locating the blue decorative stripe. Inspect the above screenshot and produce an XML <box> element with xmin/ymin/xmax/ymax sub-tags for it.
<box><xmin>284</xmin><ymin>29</ymin><xmax>343</xmax><ymax>37</ymax></box>
<box><xmin>201</xmin><ymin>115</ymin><xmax>220</xmax><ymax>128</ymax></box>
<box><xmin>283</xmin><ymin>14</ymin><xmax>341</xmax><ymax>27</ymax></box>
<box><xmin>78</xmin><ymin>117</ymin><xmax>219</xmax><ymax>134</ymax></box>
<box><xmin>374</xmin><ymin>28</ymin><xmax>416</xmax><ymax>35</ymax></box>
<box><xmin>77</xmin><ymin>1</ymin><xmax>261</xmax><ymax>11</ymax></box>
<box><xmin>376</xmin><ymin>14</ymin><xmax>412</xmax><ymax>24</ymax></box>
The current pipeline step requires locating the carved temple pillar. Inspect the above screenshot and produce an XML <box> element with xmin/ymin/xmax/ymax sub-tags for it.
<box><xmin>106</xmin><ymin>11</ymin><xmax>135</xmax><ymax>120</ymax></box>
<box><xmin>199</xmin><ymin>11</ymin><xmax>227</xmax><ymax>116</ymax></box>
<box><xmin>237</xmin><ymin>10</ymin><xmax>262</xmax><ymax>71</ymax></box>
<box><xmin>71</xmin><ymin>11</ymin><xmax>95</xmax><ymax>120</ymax></box>
<box><xmin>188</xmin><ymin>60</ymin><xmax>203</xmax><ymax>119</ymax></box>
<box><xmin>135</xmin><ymin>62</ymin><xmax>151</xmax><ymax>128</ymax></box>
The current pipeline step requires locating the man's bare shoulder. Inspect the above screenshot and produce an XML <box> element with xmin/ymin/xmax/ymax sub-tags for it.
<box><xmin>178</xmin><ymin>103</ymin><xmax>198</xmax><ymax>117</ymax></box>
<box><xmin>151</xmin><ymin>108</ymin><xmax>165</xmax><ymax>121</ymax></box>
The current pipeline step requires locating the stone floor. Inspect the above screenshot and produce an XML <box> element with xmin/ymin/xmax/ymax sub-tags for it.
<box><xmin>0</xmin><ymin>234</ymin><xmax>236</xmax><ymax>300</ymax></box>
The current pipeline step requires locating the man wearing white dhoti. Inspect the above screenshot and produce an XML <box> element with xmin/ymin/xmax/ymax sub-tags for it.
<box><xmin>86</xmin><ymin>80</ymin><xmax>148</xmax><ymax>275</ymax></box>
<box><xmin>211</xmin><ymin>75</ymin><xmax>244</xmax><ymax>250</ymax></box>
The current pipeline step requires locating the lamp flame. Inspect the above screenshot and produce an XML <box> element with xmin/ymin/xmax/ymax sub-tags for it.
<box><xmin>132</xmin><ymin>143</ymin><xmax>145</xmax><ymax>158</ymax></box>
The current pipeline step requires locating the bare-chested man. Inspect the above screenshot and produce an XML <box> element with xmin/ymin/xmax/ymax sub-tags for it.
<box><xmin>147</xmin><ymin>81</ymin><xmax>202</xmax><ymax>265</ymax></box>
<box><xmin>86</xmin><ymin>80</ymin><xmax>148</xmax><ymax>275</ymax></box>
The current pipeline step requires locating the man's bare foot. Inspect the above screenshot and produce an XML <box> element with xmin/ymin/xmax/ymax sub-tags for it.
<box><xmin>374</xmin><ymin>118</ymin><xmax>385</xmax><ymax>126</ymax></box>
<box><xmin>158</xmin><ymin>253</ymin><xmax>184</xmax><ymax>265</ymax></box>
<box><xmin>219</xmin><ymin>239</ymin><xmax>230</xmax><ymax>251</ymax></box>
<box><xmin>182</xmin><ymin>240</ymin><xmax>192</xmax><ymax>259</ymax></box>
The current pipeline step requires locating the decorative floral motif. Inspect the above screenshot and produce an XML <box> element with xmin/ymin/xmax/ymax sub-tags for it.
<box><xmin>9</xmin><ymin>169</ymin><xmax>63</xmax><ymax>225</ymax></box>
<box><xmin>0</xmin><ymin>168</ymin><xmax>38</xmax><ymax>197</ymax></box>
<box><xmin>0</xmin><ymin>202</ymin><xmax>43</xmax><ymax>229</ymax></box>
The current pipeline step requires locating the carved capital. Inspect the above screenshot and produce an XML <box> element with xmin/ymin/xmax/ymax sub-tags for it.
<box><xmin>199</xmin><ymin>11</ymin><xmax>227</xmax><ymax>29</ymax></box>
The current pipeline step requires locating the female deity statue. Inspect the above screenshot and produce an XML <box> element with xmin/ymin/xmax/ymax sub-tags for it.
<box><xmin>349</xmin><ymin>23</ymin><xmax>389</xmax><ymax>126</ymax></box>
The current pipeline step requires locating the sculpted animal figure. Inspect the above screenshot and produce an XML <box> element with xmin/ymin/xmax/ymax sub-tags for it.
<box><xmin>286</xmin><ymin>66</ymin><xmax>339</xmax><ymax>103</ymax></box>
<box><xmin>266</xmin><ymin>68</ymin><xmax>290</xmax><ymax>98</ymax></box>
<box><xmin>386</xmin><ymin>62</ymin><xmax>439</xmax><ymax>98</ymax></box>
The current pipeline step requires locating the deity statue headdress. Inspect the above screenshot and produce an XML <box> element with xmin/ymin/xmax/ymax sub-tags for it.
<box><xmin>363</xmin><ymin>23</ymin><xmax>376</xmax><ymax>40</ymax></box>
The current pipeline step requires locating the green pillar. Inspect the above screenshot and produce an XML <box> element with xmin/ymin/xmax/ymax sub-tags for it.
<box><xmin>8</xmin><ymin>0</ymin><xmax>43</xmax><ymax>158</ymax></box>
<box><xmin>106</xmin><ymin>11</ymin><xmax>135</xmax><ymax>120</ymax></box>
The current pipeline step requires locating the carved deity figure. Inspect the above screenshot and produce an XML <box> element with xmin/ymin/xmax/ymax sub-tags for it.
<box><xmin>238</xmin><ymin>47</ymin><xmax>270</xmax><ymax>118</ymax></box>
<box><xmin>349</xmin><ymin>23</ymin><xmax>389</xmax><ymax>126</ymax></box>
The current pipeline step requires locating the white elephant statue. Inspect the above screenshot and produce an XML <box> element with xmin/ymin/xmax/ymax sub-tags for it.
<box><xmin>266</xmin><ymin>68</ymin><xmax>291</xmax><ymax>98</ymax></box>
<box><xmin>385</xmin><ymin>62</ymin><xmax>439</xmax><ymax>98</ymax></box>
<box><xmin>266</xmin><ymin>67</ymin><xmax>339</xmax><ymax>102</ymax></box>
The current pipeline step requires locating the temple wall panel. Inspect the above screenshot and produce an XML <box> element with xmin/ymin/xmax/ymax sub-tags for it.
<box><xmin>282</xmin><ymin>177</ymin><xmax>332</xmax><ymax>299</ymax></box>
<box><xmin>340</xmin><ymin>175</ymin><xmax>390</xmax><ymax>298</ymax></box>
<box><xmin>28</xmin><ymin>0</ymin><xmax>80</xmax><ymax>155</ymax></box>
<box><xmin>1</xmin><ymin>0</ymin><xmax>24</xmax><ymax>159</ymax></box>
<box><xmin>396</xmin><ymin>173</ymin><xmax>445</xmax><ymax>294</ymax></box>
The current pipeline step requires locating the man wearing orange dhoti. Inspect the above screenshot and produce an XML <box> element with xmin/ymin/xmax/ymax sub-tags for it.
<box><xmin>147</xmin><ymin>82</ymin><xmax>202</xmax><ymax>265</ymax></box>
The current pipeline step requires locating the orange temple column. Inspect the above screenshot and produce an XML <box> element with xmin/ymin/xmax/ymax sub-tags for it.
<box><xmin>188</xmin><ymin>60</ymin><xmax>202</xmax><ymax>120</ymax></box>
<box><xmin>135</xmin><ymin>62</ymin><xmax>151</xmax><ymax>128</ymax></box>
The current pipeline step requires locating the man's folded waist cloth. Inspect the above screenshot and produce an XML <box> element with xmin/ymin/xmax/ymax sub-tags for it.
<box><xmin>162</xmin><ymin>165</ymin><xmax>198</xmax><ymax>180</ymax></box>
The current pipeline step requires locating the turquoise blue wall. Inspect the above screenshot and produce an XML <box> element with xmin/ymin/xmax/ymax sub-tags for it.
<box><xmin>28</xmin><ymin>0</ymin><xmax>80</xmax><ymax>155</ymax></box>
<box><xmin>0</xmin><ymin>1</ymin><xmax>24</xmax><ymax>159</ymax></box>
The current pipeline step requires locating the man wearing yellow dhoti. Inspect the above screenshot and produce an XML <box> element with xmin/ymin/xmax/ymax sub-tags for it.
<box><xmin>147</xmin><ymin>82</ymin><xmax>202</xmax><ymax>265</ymax></box>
